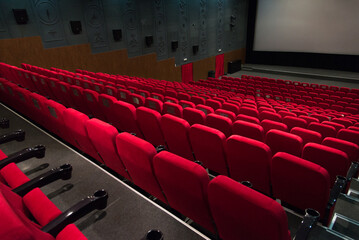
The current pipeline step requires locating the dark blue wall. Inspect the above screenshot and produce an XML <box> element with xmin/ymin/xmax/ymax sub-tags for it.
<box><xmin>0</xmin><ymin>0</ymin><xmax>248</xmax><ymax>65</ymax></box>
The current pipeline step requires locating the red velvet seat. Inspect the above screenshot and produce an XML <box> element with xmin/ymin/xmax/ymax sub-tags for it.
<box><xmin>69</xmin><ymin>85</ymin><xmax>91</xmax><ymax>115</ymax></box>
<box><xmin>62</xmin><ymin>108</ymin><xmax>103</xmax><ymax>163</ymax></box>
<box><xmin>205</xmin><ymin>113</ymin><xmax>232</xmax><ymax>137</ymax></box>
<box><xmin>112</xmin><ymin>101</ymin><xmax>143</xmax><ymax>138</ymax></box>
<box><xmin>232</xmin><ymin>120</ymin><xmax>265</xmax><ymax>142</ymax></box>
<box><xmin>98</xmin><ymin>94</ymin><xmax>117</xmax><ymax>124</ymax></box>
<box><xmin>162</xmin><ymin>102</ymin><xmax>183</xmax><ymax>118</ymax></box>
<box><xmin>129</xmin><ymin>93</ymin><xmax>145</xmax><ymax>108</ymax></box>
<box><xmin>0</xmin><ymin>187</ymin><xmax>87</xmax><ymax>240</ymax></box>
<box><xmin>322</xmin><ymin>121</ymin><xmax>345</xmax><ymax>132</ymax></box>
<box><xmin>236</xmin><ymin>114</ymin><xmax>260</xmax><ymax>125</ymax></box>
<box><xmin>308</xmin><ymin>122</ymin><xmax>337</xmax><ymax>139</ymax></box>
<box><xmin>83</xmin><ymin>89</ymin><xmax>106</xmax><ymax>121</ymax></box>
<box><xmin>196</xmin><ymin>104</ymin><xmax>214</xmax><ymax>115</ymax></box>
<box><xmin>86</xmin><ymin>118</ymin><xmax>130</xmax><ymax>179</ymax></box>
<box><xmin>226</xmin><ymin>135</ymin><xmax>272</xmax><ymax>195</ymax></box>
<box><xmin>43</xmin><ymin>100</ymin><xmax>68</xmax><ymax>140</ymax></box>
<box><xmin>161</xmin><ymin>114</ymin><xmax>194</xmax><ymax>161</ymax></box>
<box><xmin>145</xmin><ymin>97</ymin><xmax>163</xmax><ymax>113</ymax></box>
<box><xmin>332</xmin><ymin>118</ymin><xmax>353</xmax><ymax>128</ymax></box>
<box><xmin>259</xmin><ymin>111</ymin><xmax>282</xmax><ymax>122</ymax></box>
<box><xmin>189</xmin><ymin>124</ymin><xmax>228</xmax><ymax>175</ymax></box>
<box><xmin>302</xmin><ymin>143</ymin><xmax>350</xmax><ymax>187</ymax></box>
<box><xmin>266</xmin><ymin>129</ymin><xmax>303</xmax><ymax>156</ymax></box>
<box><xmin>271</xmin><ymin>152</ymin><xmax>330</xmax><ymax>218</ymax></box>
<box><xmin>137</xmin><ymin>106</ymin><xmax>166</xmax><ymax>146</ymax></box>
<box><xmin>206</xmin><ymin>99</ymin><xmax>222</xmax><ymax>110</ymax></box>
<box><xmin>183</xmin><ymin>108</ymin><xmax>206</xmax><ymax>125</ymax></box>
<box><xmin>261</xmin><ymin>119</ymin><xmax>288</xmax><ymax>133</ymax></box>
<box><xmin>290</xmin><ymin>127</ymin><xmax>322</xmax><ymax>145</ymax></box>
<box><xmin>282</xmin><ymin>116</ymin><xmax>307</xmax><ymax>130</ymax></box>
<box><xmin>208</xmin><ymin>175</ymin><xmax>291</xmax><ymax>240</ymax></box>
<box><xmin>322</xmin><ymin>137</ymin><xmax>359</xmax><ymax>163</ymax></box>
<box><xmin>337</xmin><ymin>129</ymin><xmax>359</xmax><ymax>147</ymax></box>
<box><xmin>215</xmin><ymin>109</ymin><xmax>236</xmax><ymax>122</ymax></box>
<box><xmin>153</xmin><ymin>151</ymin><xmax>214</xmax><ymax>232</ymax></box>
<box><xmin>116</xmin><ymin>132</ymin><xmax>166</xmax><ymax>202</ymax></box>
<box><xmin>238</xmin><ymin>106</ymin><xmax>259</xmax><ymax>118</ymax></box>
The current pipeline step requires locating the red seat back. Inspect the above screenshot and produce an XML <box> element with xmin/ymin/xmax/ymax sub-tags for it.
<box><xmin>208</xmin><ymin>176</ymin><xmax>291</xmax><ymax>240</ymax></box>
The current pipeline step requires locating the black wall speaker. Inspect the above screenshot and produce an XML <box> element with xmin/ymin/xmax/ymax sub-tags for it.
<box><xmin>13</xmin><ymin>9</ymin><xmax>28</xmax><ymax>25</ymax></box>
<box><xmin>171</xmin><ymin>41</ymin><xmax>178</xmax><ymax>51</ymax></box>
<box><xmin>145</xmin><ymin>36</ymin><xmax>153</xmax><ymax>47</ymax></box>
<box><xmin>192</xmin><ymin>45</ymin><xmax>199</xmax><ymax>55</ymax></box>
<box><xmin>228</xmin><ymin>60</ymin><xmax>242</xmax><ymax>74</ymax></box>
<box><xmin>70</xmin><ymin>21</ymin><xmax>82</xmax><ymax>35</ymax></box>
<box><xmin>113</xmin><ymin>29</ymin><xmax>122</xmax><ymax>42</ymax></box>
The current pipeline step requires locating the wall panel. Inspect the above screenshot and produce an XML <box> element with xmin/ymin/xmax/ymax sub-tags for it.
<box><xmin>0</xmin><ymin>36</ymin><xmax>181</xmax><ymax>82</ymax></box>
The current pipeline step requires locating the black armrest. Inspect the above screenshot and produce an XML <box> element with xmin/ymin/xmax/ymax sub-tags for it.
<box><xmin>293</xmin><ymin>209</ymin><xmax>320</xmax><ymax>240</ymax></box>
<box><xmin>323</xmin><ymin>176</ymin><xmax>347</xmax><ymax>224</ymax></box>
<box><xmin>0</xmin><ymin>129</ymin><xmax>25</xmax><ymax>144</ymax></box>
<box><xmin>327</xmin><ymin>176</ymin><xmax>347</xmax><ymax>207</ymax></box>
<box><xmin>155</xmin><ymin>145</ymin><xmax>166</xmax><ymax>153</ymax></box>
<box><xmin>0</xmin><ymin>117</ymin><xmax>9</xmax><ymax>129</ymax></box>
<box><xmin>346</xmin><ymin>161</ymin><xmax>359</xmax><ymax>182</ymax></box>
<box><xmin>42</xmin><ymin>189</ymin><xmax>108</xmax><ymax>237</ymax></box>
<box><xmin>0</xmin><ymin>145</ymin><xmax>46</xmax><ymax>170</ymax></box>
<box><xmin>12</xmin><ymin>164</ymin><xmax>72</xmax><ymax>197</ymax></box>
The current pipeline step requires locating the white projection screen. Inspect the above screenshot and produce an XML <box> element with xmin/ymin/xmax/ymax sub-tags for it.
<box><xmin>253</xmin><ymin>0</ymin><xmax>359</xmax><ymax>55</ymax></box>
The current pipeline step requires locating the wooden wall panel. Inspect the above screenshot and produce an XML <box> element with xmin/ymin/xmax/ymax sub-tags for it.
<box><xmin>193</xmin><ymin>56</ymin><xmax>216</xmax><ymax>82</ymax></box>
<box><xmin>0</xmin><ymin>36</ymin><xmax>245</xmax><ymax>83</ymax></box>
<box><xmin>224</xmin><ymin>48</ymin><xmax>246</xmax><ymax>74</ymax></box>
<box><xmin>0</xmin><ymin>36</ymin><xmax>181</xmax><ymax>82</ymax></box>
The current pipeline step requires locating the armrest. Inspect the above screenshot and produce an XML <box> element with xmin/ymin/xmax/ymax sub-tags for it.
<box><xmin>346</xmin><ymin>162</ymin><xmax>359</xmax><ymax>182</ymax></box>
<box><xmin>12</xmin><ymin>164</ymin><xmax>72</xmax><ymax>197</ymax></box>
<box><xmin>323</xmin><ymin>175</ymin><xmax>347</xmax><ymax>224</ymax></box>
<box><xmin>0</xmin><ymin>129</ymin><xmax>25</xmax><ymax>144</ymax></box>
<box><xmin>293</xmin><ymin>209</ymin><xmax>320</xmax><ymax>240</ymax></box>
<box><xmin>327</xmin><ymin>176</ymin><xmax>347</xmax><ymax>207</ymax></box>
<box><xmin>155</xmin><ymin>145</ymin><xmax>166</xmax><ymax>153</ymax></box>
<box><xmin>0</xmin><ymin>117</ymin><xmax>9</xmax><ymax>129</ymax></box>
<box><xmin>41</xmin><ymin>189</ymin><xmax>108</xmax><ymax>237</ymax></box>
<box><xmin>0</xmin><ymin>145</ymin><xmax>46</xmax><ymax>170</ymax></box>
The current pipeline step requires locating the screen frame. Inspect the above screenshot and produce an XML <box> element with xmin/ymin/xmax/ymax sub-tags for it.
<box><xmin>245</xmin><ymin>0</ymin><xmax>359</xmax><ymax>73</ymax></box>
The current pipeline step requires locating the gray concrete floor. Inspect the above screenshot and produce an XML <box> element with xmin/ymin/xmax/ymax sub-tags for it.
<box><xmin>229</xmin><ymin>64</ymin><xmax>359</xmax><ymax>89</ymax></box>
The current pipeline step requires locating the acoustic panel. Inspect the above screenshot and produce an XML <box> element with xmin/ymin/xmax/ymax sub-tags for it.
<box><xmin>31</xmin><ymin>0</ymin><xmax>67</xmax><ymax>47</ymax></box>
<box><xmin>83</xmin><ymin>0</ymin><xmax>109</xmax><ymax>53</ymax></box>
<box><xmin>216</xmin><ymin>0</ymin><xmax>224</xmax><ymax>51</ymax></box>
<box><xmin>122</xmin><ymin>0</ymin><xmax>141</xmax><ymax>57</ymax></box>
<box><xmin>199</xmin><ymin>0</ymin><xmax>208</xmax><ymax>55</ymax></box>
<box><xmin>154</xmin><ymin>0</ymin><xmax>168</xmax><ymax>59</ymax></box>
<box><xmin>178</xmin><ymin>0</ymin><xmax>189</xmax><ymax>63</ymax></box>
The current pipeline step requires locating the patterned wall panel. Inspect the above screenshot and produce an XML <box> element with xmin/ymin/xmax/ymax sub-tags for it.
<box><xmin>154</xmin><ymin>0</ymin><xmax>168</xmax><ymax>60</ymax></box>
<box><xmin>178</xmin><ymin>0</ymin><xmax>189</xmax><ymax>63</ymax></box>
<box><xmin>0</xmin><ymin>8</ymin><xmax>9</xmax><ymax>39</ymax></box>
<box><xmin>199</xmin><ymin>0</ymin><xmax>208</xmax><ymax>56</ymax></box>
<box><xmin>83</xmin><ymin>0</ymin><xmax>109</xmax><ymax>53</ymax></box>
<box><xmin>216</xmin><ymin>0</ymin><xmax>224</xmax><ymax>52</ymax></box>
<box><xmin>31</xmin><ymin>0</ymin><xmax>67</xmax><ymax>48</ymax></box>
<box><xmin>122</xmin><ymin>0</ymin><xmax>141</xmax><ymax>57</ymax></box>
